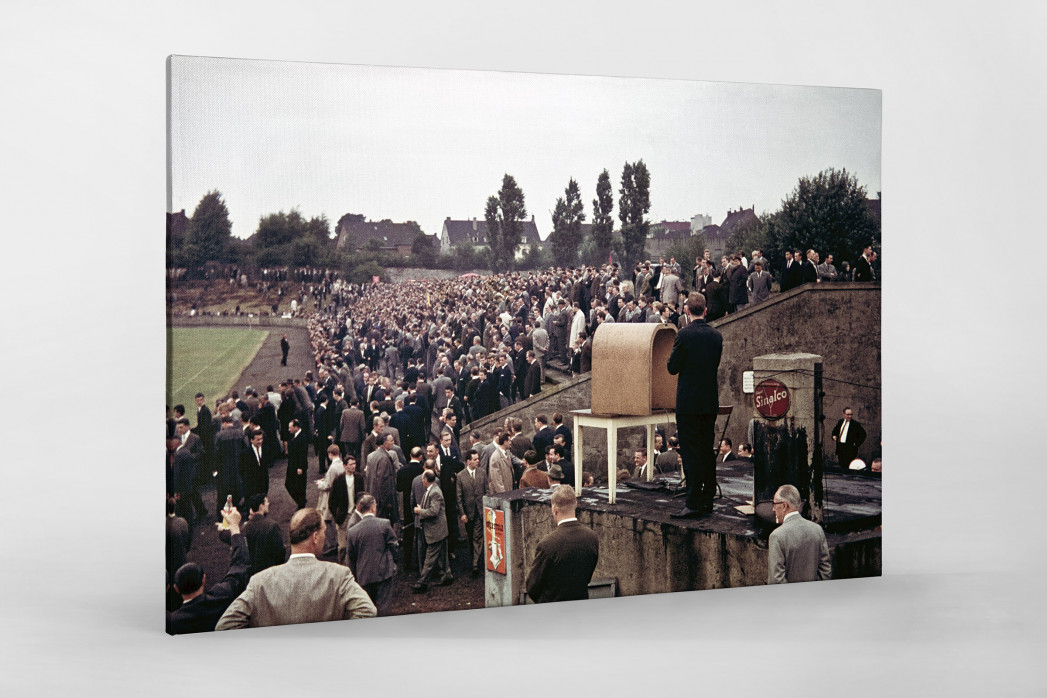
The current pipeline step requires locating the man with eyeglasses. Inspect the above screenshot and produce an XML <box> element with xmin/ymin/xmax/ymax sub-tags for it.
<box><xmin>767</xmin><ymin>485</ymin><xmax>831</xmax><ymax>584</ymax></box>
<box><xmin>831</xmin><ymin>407</ymin><xmax>867</xmax><ymax>468</ymax></box>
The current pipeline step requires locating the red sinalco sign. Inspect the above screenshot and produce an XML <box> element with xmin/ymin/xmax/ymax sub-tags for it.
<box><xmin>754</xmin><ymin>379</ymin><xmax>790</xmax><ymax>420</ymax></box>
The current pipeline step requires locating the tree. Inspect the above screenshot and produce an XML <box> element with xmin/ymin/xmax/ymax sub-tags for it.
<box><xmin>765</xmin><ymin>168</ymin><xmax>880</xmax><ymax>272</ymax></box>
<box><xmin>724</xmin><ymin>212</ymin><xmax>769</xmax><ymax>259</ymax></box>
<box><xmin>618</xmin><ymin>160</ymin><xmax>651</xmax><ymax>266</ymax></box>
<box><xmin>182</xmin><ymin>190</ymin><xmax>233</xmax><ymax>270</ymax></box>
<box><xmin>591</xmin><ymin>169</ymin><xmax>615</xmax><ymax>265</ymax></box>
<box><xmin>665</xmin><ymin>230</ymin><xmax>709</xmax><ymax>288</ymax></box>
<box><xmin>408</xmin><ymin>229</ymin><xmax>433</xmax><ymax>259</ymax></box>
<box><xmin>254</xmin><ymin>209</ymin><xmax>333</xmax><ymax>268</ymax></box>
<box><xmin>484</xmin><ymin>174</ymin><xmax>528</xmax><ymax>271</ymax></box>
<box><xmin>548</xmin><ymin>177</ymin><xmax>586</xmax><ymax>267</ymax></box>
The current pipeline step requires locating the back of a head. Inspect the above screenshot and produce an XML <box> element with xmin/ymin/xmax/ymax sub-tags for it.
<box><xmin>550</xmin><ymin>484</ymin><xmax>577</xmax><ymax>514</ymax></box>
<box><xmin>356</xmin><ymin>493</ymin><xmax>376</xmax><ymax>513</ymax></box>
<box><xmin>289</xmin><ymin>508</ymin><xmax>324</xmax><ymax>545</ymax></box>
<box><xmin>776</xmin><ymin>484</ymin><xmax>802</xmax><ymax>510</ymax></box>
<box><xmin>174</xmin><ymin>563</ymin><xmax>204</xmax><ymax>596</ymax></box>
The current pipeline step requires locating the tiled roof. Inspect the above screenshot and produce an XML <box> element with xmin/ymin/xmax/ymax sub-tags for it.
<box><xmin>336</xmin><ymin>219</ymin><xmax>421</xmax><ymax>250</ymax></box>
<box><xmin>443</xmin><ymin>217</ymin><xmax>543</xmax><ymax>246</ymax></box>
<box><xmin>719</xmin><ymin>207</ymin><xmax>758</xmax><ymax>233</ymax></box>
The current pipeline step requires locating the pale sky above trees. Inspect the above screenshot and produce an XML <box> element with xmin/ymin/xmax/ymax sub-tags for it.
<box><xmin>169</xmin><ymin>56</ymin><xmax>881</xmax><ymax>241</ymax></box>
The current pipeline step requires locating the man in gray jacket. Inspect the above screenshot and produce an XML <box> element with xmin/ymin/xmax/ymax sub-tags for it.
<box><xmin>746</xmin><ymin>260</ymin><xmax>773</xmax><ymax>305</ymax></box>
<box><xmin>216</xmin><ymin>508</ymin><xmax>375</xmax><ymax>629</ymax></box>
<box><xmin>767</xmin><ymin>485</ymin><xmax>832</xmax><ymax>584</ymax></box>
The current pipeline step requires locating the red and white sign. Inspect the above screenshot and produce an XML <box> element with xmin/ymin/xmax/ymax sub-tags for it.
<box><xmin>754</xmin><ymin>379</ymin><xmax>790</xmax><ymax>420</ymax></box>
<box><xmin>483</xmin><ymin>506</ymin><xmax>506</xmax><ymax>574</ymax></box>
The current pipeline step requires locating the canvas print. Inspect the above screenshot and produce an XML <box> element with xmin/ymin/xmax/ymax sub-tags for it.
<box><xmin>166</xmin><ymin>56</ymin><xmax>881</xmax><ymax>634</ymax></box>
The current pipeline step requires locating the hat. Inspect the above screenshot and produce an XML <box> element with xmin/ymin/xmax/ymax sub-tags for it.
<box><xmin>547</xmin><ymin>463</ymin><xmax>564</xmax><ymax>481</ymax></box>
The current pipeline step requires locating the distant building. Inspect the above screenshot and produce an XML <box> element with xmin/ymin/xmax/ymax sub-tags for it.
<box><xmin>440</xmin><ymin>216</ymin><xmax>543</xmax><ymax>260</ymax></box>
<box><xmin>167</xmin><ymin>209</ymin><xmax>189</xmax><ymax>249</ymax></box>
<box><xmin>644</xmin><ymin>220</ymin><xmax>692</xmax><ymax>259</ymax></box>
<box><xmin>705</xmin><ymin>206</ymin><xmax>759</xmax><ymax>260</ymax></box>
<box><xmin>690</xmin><ymin>213</ymin><xmax>712</xmax><ymax>234</ymax></box>
<box><xmin>866</xmin><ymin>192</ymin><xmax>881</xmax><ymax>230</ymax></box>
<box><xmin>335</xmin><ymin>217</ymin><xmax>434</xmax><ymax>258</ymax></box>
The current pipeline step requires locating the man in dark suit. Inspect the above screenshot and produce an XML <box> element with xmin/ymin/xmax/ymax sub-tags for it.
<box><xmin>801</xmin><ymin>249</ymin><xmax>819</xmax><ymax>285</ymax></box>
<box><xmin>328</xmin><ymin>456</ymin><xmax>366</xmax><ymax>567</ymax></box>
<box><xmin>412</xmin><ymin>469</ymin><xmax>452</xmax><ymax>593</ymax></box>
<box><xmin>831</xmin><ymin>407</ymin><xmax>867</xmax><ymax>468</ymax></box>
<box><xmin>344</xmin><ymin>494</ymin><xmax>399</xmax><ymax>616</ymax></box>
<box><xmin>239</xmin><ymin>429</ymin><xmax>269</xmax><ymax>504</ymax></box>
<box><xmin>280</xmin><ymin>334</ymin><xmax>290</xmax><ymax>366</ymax></box>
<box><xmin>781</xmin><ymin>250</ymin><xmax>802</xmax><ymax>292</ymax></box>
<box><xmin>455</xmin><ymin>449</ymin><xmax>488</xmax><ymax>577</ymax></box>
<box><xmin>396</xmin><ymin>448</ymin><xmax>426</xmax><ymax>572</ymax></box>
<box><xmin>173</xmin><ymin>419</ymin><xmax>205</xmax><ymax>522</ymax></box>
<box><xmin>552</xmin><ymin>413</ymin><xmax>573</xmax><ymax>454</ymax></box>
<box><xmin>388</xmin><ymin>400</ymin><xmax>415</xmax><ymax>452</ymax></box>
<box><xmin>667</xmin><ymin>293</ymin><xmax>723</xmax><ymax>519</ymax></box>
<box><xmin>213</xmin><ymin>415</ymin><xmax>247</xmax><ymax>521</ymax></box>
<box><xmin>717</xmin><ymin>438</ymin><xmax>738</xmax><ymax>464</ymax></box>
<box><xmin>193</xmin><ymin>392</ymin><xmax>214</xmax><ymax>478</ymax></box>
<box><xmin>853</xmin><ymin>245</ymin><xmax>874</xmax><ymax>281</ymax></box>
<box><xmin>285</xmin><ymin>419</ymin><xmax>309</xmax><ymax>510</ymax></box>
<box><xmin>532</xmin><ymin>415</ymin><xmax>554</xmax><ymax>457</ymax></box>
<box><xmin>167</xmin><ymin>507</ymin><xmax>251</xmax><ymax>634</ymax></box>
<box><xmin>525</xmin><ymin>485</ymin><xmax>599</xmax><ymax>604</ymax></box>
<box><xmin>240</xmin><ymin>494</ymin><xmax>287</xmax><ymax>576</ymax></box>
<box><xmin>521</xmin><ymin>350</ymin><xmax>542</xmax><ymax>400</ymax></box>
<box><xmin>768</xmin><ymin>485</ymin><xmax>831</xmax><ymax>584</ymax></box>
<box><xmin>166</xmin><ymin>498</ymin><xmax>191</xmax><ymax>586</ymax></box>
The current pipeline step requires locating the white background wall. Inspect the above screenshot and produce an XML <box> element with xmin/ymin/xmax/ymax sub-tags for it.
<box><xmin>2</xmin><ymin>2</ymin><xmax>1044</xmax><ymax>695</ymax></box>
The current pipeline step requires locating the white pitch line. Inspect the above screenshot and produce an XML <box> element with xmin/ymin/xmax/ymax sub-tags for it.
<box><xmin>171</xmin><ymin>333</ymin><xmax>248</xmax><ymax>396</ymax></box>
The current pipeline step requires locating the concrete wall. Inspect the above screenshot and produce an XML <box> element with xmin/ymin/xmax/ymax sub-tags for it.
<box><xmin>381</xmin><ymin>267</ymin><xmax>487</xmax><ymax>283</ymax></box>
<box><xmin>467</xmin><ymin>283</ymin><xmax>880</xmax><ymax>472</ymax></box>
<box><xmin>497</xmin><ymin>496</ymin><xmax>880</xmax><ymax>603</ymax></box>
<box><xmin>715</xmin><ymin>283</ymin><xmax>881</xmax><ymax>466</ymax></box>
<box><xmin>168</xmin><ymin>316</ymin><xmax>307</xmax><ymax>328</ymax></box>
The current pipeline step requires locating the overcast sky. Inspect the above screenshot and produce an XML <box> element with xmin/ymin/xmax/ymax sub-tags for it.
<box><xmin>169</xmin><ymin>57</ymin><xmax>881</xmax><ymax>240</ymax></box>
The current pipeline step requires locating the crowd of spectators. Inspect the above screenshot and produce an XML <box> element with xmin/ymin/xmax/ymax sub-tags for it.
<box><xmin>166</xmin><ymin>248</ymin><xmax>878</xmax><ymax>630</ymax></box>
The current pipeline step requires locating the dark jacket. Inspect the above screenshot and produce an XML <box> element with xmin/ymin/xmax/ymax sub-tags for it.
<box><xmin>525</xmin><ymin>521</ymin><xmax>599</xmax><ymax>604</ymax></box>
<box><xmin>666</xmin><ymin>318</ymin><xmax>722</xmax><ymax>416</ymax></box>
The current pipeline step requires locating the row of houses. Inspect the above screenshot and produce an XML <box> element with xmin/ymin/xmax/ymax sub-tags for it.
<box><xmin>169</xmin><ymin>194</ymin><xmax>880</xmax><ymax>263</ymax></box>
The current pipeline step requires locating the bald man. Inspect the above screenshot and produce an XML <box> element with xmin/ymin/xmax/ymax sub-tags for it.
<box><xmin>216</xmin><ymin>508</ymin><xmax>375</xmax><ymax>629</ymax></box>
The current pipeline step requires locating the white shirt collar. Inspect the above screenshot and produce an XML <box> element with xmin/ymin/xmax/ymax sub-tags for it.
<box><xmin>289</xmin><ymin>553</ymin><xmax>316</xmax><ymax>560</ymax></box>
<box><xmin>783</xmin><ymin>511</ymin><xmax>800</xmax><ymax>522</ymax></box>
<box><xmin>557</xmin><ymin>517</ymin><xmax>578</xmax><ymax>526</ymax></box>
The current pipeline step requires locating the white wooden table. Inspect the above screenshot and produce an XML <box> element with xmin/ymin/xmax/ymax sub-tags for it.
<box><xmin>570</xmin><ymin>408</ymin><xmax>676</xmax><ymax>503</ymax></box>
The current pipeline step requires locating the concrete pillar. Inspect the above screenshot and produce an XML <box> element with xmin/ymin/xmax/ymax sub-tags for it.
<box><xmin>751</xmin><ymin>352</ymin><xmax>824</xmax><ymax>525</ymax></box>
<box><xmin>482</xmin><ymin>495</ymin><xmax>519</xmax><ymax>607</ymax></box>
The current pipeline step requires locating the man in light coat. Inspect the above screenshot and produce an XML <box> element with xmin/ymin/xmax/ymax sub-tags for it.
<box><xmin>216</xmin><ymin>508</ymin><xmax>375</xmax><ymax>629</ymax></box>
<box><xmin>767</xmin><ymin>485</ymin><xmax>832</xmax><ymax>584</ymax></box>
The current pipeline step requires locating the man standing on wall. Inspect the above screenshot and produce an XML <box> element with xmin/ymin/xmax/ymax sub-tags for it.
<box><xmin>667</xmin><ymin>293</ymin><xmax>723</xmax><ymax>519</ymax></box>
<box><xmin>831</xmin><ymin>407</ymin><xmax>867</xmax><ymax>468</ymax></box>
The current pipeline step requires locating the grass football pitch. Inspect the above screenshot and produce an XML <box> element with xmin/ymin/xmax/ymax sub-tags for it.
<box><xmin>167</xmin><ymin>327</ymin><xmax>269</xmax><ymax>426</ymax></box>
